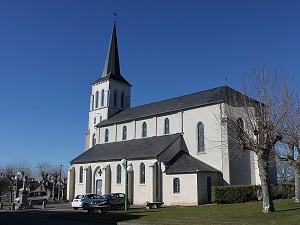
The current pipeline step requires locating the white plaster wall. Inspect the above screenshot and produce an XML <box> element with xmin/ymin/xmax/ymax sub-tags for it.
<box><xmin>87</xmin><ymin>79</ymin><xmax>131</xmax><ymax>148</ymax></box>
<box><xmin>163</xmin><ymin>173</ymin><xmax>198</xmax><ymax>206</ymax></box>
<box><xmin>222</xmin><ymin>104</ymin><xmax>261</xmax><ymax>185</ymax></box>
<box><xmin>182</xmin><ymin>105</ymin><xmax>227</xmax><ymax>177</ymax></box>
<box><xmin>72</xmin><ymin>164</ymin><xmax>85</xmax><ymax>196</ymax></box>
<box><xmin>253</xmin><ymin>154</ymin><xmax>261</xmax><ymax>185</ymax></box>
<box><xmin>156</xmin><ymin>112</ymin><xmax>182</xmax><ymax>135</ymax></box>
<box><xmin>197</xmin><ymin>172</ymin><xmax>222</xmax><ymax>204</ymax></box>
<box><xmin>72</xmin><ymin>159</ymin><xmax>158</xmax><ymax>205</ymax></box>
<box><xmin>95</xmin><ymin>104</ymin><xmax>232</xmax><ymax>185</ymax></box>
<box><xmin>73</xmin><ymin>162</ymin><xmax>109</xmax><ymax>196</ymax></box>
<box><xmin>116</xmin><ymin>122</ymin><xmax>136</xmax><ymax>141</ymax></box>
<box><xmin>128</xmin><ymin>159</ymin><xmax>158</xmax><ymax>205</ymax></box>
<box><xmin>135</xmin><ymin>118</ymin><xmax>157</xmax><ymax>139</ymax></box>
<box><xmin>106</xmin><ymin>159</ymin><xmax>158</xmax><ymax>205</ymax></box>
<box><xmin>78</xmin><ymin>100</ymin><xmax>261</xmax><ymax>203</ymax></box>
<box><xmin>108</xmin><ymin>80</ymin><xmax>131</xmax><ymax>110</ymax></box>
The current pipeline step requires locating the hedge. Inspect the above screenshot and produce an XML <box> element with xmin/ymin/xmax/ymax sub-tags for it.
<box><xmin>212</xmin><ymin>183</ymin><xmax>295</xmax><ymax>204</ymax></box>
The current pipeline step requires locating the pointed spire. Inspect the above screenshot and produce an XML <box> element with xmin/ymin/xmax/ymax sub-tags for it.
<box><xmin>92</xmin><ymin>20</ymin><xmax>131</xmax><ymax>86</ymax></box>
<box><xmin>101</xmin><ymin>21</ymin><xmax>121</xmax><ymax>78</ymax></box>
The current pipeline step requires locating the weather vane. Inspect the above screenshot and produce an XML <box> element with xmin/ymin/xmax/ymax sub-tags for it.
<box><xmin>113</xmin><ymin>11</ymin><xmax>118</xmax><ymax>19</ymax></box>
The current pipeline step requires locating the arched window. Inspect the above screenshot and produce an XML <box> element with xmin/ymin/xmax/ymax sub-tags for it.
<box><xmin>114</xmin><ymin>90</ymin><xmax>118</xmax><ymax>107</ymax></box>
<box><xmin>122</xmin><ymin>126</ymin><xmax>127</xmax><ymax>140</ymax></box>
<box><xmin>173</xmin><ymin>178</ymin><xmax>180</xmax><ymax>193</ymax></box>
<box><xmin>101</xmin><ymin>89</ymin><xmax>105</xmax><ymax>107</ymax></box>
<box><xmin>121</xmin><ymin>92</ymin><xmax>124</xmax><ymax>108</ymax></box>
<box><xmin>164</xmin><ymin>118</ymin><xmax>170</xmax><ymax>134</ymax></box>
<box><xmin>95</xmin><ymin>91</ymin><xmax>99</xmax><ymax>108</ymax></box>
<box><xmin>197</xmin><ymin>122</ymin><xmax>205</xmax><ymax>153</ymax></box>
<box><xmin>142</xmin><ymin>122</ymin><xmax>147</xmax><ymax>137</ymax></box>
<box><xmin>116</xmin><ymin>164</ymin><xmax>121</xmax><ymax>184</ymax></box>
<box><xmin>139</xmin><ymin>162</ymin><xmax>145</xmax><ymax>184</ymax></box>
<box><xmin>105</xmin><ymin>129</ymin><xmax>109</xmax><ymax>142</ymax></box>
<box><xmin>237</xmin><ymin>118</ymin><xmax>244</xmax><ymax>141</ymax></box>
<box><xmin>91</xmin><ymin>95</ymin><xmax>94</xmax><ymax>110</ymax></box>
<box><xmin>79</xmin><ymin>166</ymin><xmax>83</xmax><ymax>183</ymax></box>
<box><xmin>92</xmin><ymin>133</ymin><xmax>96</xmax><ymax>146</ymax></box>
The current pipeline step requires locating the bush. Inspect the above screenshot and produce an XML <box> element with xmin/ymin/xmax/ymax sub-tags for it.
<box><xmin>212</xmin><ymin>183</ymin><xmax>295</xmax><ymax>204</ymax></box>
<box><xmin>212</xmin><ymin>185</ymin><xmax>260</xmax><ymax>204</ymax></box>
<box><xmin>272</xmin><ymin>183</ymin><xmax>294</xmax><ymax>199</ymax></box>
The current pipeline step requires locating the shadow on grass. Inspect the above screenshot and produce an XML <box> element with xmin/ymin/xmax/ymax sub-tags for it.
<box><xmin>276</xmin><ymin>207</ymin><xmax>300</xmax><ymax>212</ymax></box>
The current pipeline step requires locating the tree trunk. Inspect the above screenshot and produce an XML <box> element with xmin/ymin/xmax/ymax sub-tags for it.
<box><xmin>293</xmin><ymin>166</ymin><xmax>300</xmax><ymax>203</ymax></box>
<box><xmin>257</xmin><ymin>152</ymin><xmax>275</xmax><ymax>213</ymax></box>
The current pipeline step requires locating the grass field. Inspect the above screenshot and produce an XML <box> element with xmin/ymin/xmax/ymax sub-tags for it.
<box><xmin>61</xmin><ymin>199</ymin><xmax>300</xmax><ymax>225</ymax></box>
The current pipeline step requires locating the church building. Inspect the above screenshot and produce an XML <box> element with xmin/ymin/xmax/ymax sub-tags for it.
<box><xmin>67</xmin><ymin>21</ymin><xmax>262</xmax><ymax>206</ymax></box>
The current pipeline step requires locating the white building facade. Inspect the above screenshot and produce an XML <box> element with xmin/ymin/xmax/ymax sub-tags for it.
<box><xmin>67</xmin><ymin>21</ymin><xmax>269</xmax><ymax>206</ymax></box>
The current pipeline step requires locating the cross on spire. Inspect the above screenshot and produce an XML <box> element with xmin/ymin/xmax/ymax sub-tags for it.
<box><xmin>113</xmin><ymin>11</ymin><xmax>118</xmax><ymax>19</ymax></box>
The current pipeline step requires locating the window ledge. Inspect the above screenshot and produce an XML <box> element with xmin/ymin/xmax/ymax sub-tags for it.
<box><xmin>197</xmin><ymin>151</ymin><xmax>206</xmax><ymax>155</ymax></box>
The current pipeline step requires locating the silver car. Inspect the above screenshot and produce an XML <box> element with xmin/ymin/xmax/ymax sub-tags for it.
<box><xmin>14</xmin><ymin>191</ymin><xmax>49</xmax><ymax>205</ymax></box>
<box><xmin>71</xmin><ymin>193</ymin><xmax>101</xmax><ymax>210</ymax></box>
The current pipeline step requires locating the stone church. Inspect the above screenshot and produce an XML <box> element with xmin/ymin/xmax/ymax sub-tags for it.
<box><xmin>67</xmin><ymin>21</ymin><xmax>263</xmax><ymax>206</ymax></box>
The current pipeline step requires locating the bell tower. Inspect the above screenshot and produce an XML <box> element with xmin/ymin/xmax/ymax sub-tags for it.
<box><xmin>85</xmin><ymin>20</ymin><xmax>132</xmax><ymax>150</ymax></box>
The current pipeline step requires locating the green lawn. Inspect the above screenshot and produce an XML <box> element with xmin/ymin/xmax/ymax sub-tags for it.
<box><xmin>61</xmin><ymin>199</ymin><xmax>300</xmax><ymax>225</ymax></box>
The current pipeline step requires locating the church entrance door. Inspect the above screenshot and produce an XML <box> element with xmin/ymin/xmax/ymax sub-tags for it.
<box><xmin>96</xmin><ymin>179</ymin><xmax>102</xmax><ymax>195</ymax></box>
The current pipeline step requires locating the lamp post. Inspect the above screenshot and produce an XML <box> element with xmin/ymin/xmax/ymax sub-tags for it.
<box><xmin>15</xmin><ymin>172</ymin><xmax>22</xmax><ymax>198</ymax></box>
<box><xmin>120</xmin><ymin>159</ymin><xmax>133</xmax><ymax>211</ymax></box>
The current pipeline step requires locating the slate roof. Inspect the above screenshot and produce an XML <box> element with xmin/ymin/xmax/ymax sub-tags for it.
<box><xmin>92</xmin><ymin>21</ymin><xmax>131</xmax><ymax>86</ymax></box>
<box><xmin>70</xmin><ymin>133</ymin><xmax>181</xmax><ymax>164</ymax></box>
<box><xmin>164</xmin><ymin>151</ymin><xmax>221</xmax><ymax>174</ymax></box>
<box><xmin>97</xmin><ymin>85</ymin><xmax>238</xmax><ymax>127</ymax></box>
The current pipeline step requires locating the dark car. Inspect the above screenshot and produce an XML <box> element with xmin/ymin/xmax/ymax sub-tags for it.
<box><xmin>90</xmin><ymin>193</ymin><xmax>129</xmax><ymax>211</ymax></box>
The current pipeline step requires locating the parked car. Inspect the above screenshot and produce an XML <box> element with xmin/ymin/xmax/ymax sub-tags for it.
<box><xmin>13</xmin><ymin>191</ymin><xmax>49</xmax><ymax>205</ymax></box>
<box><xmin>71</xmin><ymin>193</ymin><xmax>101</xmax><ymax>210</ymax></box>
<box><xmin>90</xmin><ymin>193</ymin><xmax>130</xmax><ymax>210</ymax></box>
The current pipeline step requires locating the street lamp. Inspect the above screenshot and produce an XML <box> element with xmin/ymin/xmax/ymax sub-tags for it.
<box><xmin>15</xmin><ymin>172</ymin><xmax>22</xmax><ymax>198</ymax></box>
<box><xmin>120</xmin><ymin>159</ymin><xmax>133</xmax><ymax>211</ymax></box>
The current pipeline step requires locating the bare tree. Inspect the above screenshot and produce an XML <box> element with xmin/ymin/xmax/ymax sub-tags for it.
<box><xmin>50</xmin><ymin>167</ymin><xmax>60</xmax><ymax>201</ymax></box>
<box><xmin>4</xmin><ymin>160</ymin><xmax>34</xmax><ymax>201</ymax></box>
<box><xmin>277</xmin><ymin>160</ymin><xmax>294</xmax><ymax>183</ymax></box>
<box><xmin>36</xmin><ymin>162</ymin><xmax>67</xmax><ymax>201</ymax></box>
<box><xmin>0</xmin><ymin>171</ymin><xmax>8</xmax><ymax>200</ymax></box>
<box><xmin>223</xmin><ymin>64</ymin><xmax>289</xmax><ymax>213</ymax></box>
<box><xmin>275</xmin><ymin>72</ymin><xmax>300</xmax><ymax>202</ymax></box>
<box><xmin>36</xmin><ymin>161</ymin><xmax>52</xmax><ymax>192</ymax></box>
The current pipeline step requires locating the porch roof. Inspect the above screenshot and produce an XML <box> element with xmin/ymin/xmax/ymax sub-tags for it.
<box><xmin>164</xmin><ymin>151</ymin><xmax>221</xmax><ymax>174</ymax></box>
<box><xmin>70</xmin><ymin>133</ymin><xmax>181</xmax><ymax>164</ymax></box>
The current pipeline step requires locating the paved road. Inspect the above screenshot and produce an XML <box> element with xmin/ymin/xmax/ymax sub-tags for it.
<box><xmin>0</xmin><ymin>203</ymin><xmax>115</xmax><ymax>225</ymax></box>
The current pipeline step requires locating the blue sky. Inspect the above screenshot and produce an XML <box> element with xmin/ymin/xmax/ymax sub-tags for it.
<box><xmin>1</xmin><ymin>0</ymin><xmax>300</xmax><ymax>170</ymax></box>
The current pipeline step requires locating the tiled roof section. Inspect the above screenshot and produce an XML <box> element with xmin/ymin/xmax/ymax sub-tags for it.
<box><xmin>164</xmin><ymin>151</ymin><xmax>221</xmax><ymax>174</ymax></box>
<box><xmin>97</xmin><ymin>86</ymin><xmax>235</xmax><ymax>127</ymax></box>
<box><xmin>92</xmin><ymin>21</ymin><xmax>131</xmax><ymax>86</ymax></box>
<box><xmin>70</xmin><ymin>134</ymin><xmax>181</xmax><ymax>164</ymax></box>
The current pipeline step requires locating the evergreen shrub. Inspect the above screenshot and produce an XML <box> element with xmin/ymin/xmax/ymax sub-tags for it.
<box><xmin>212</xmin><ymin>183</ymin><xmax>295</xmax><ymax>204</ymax></box>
